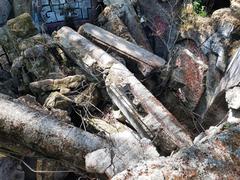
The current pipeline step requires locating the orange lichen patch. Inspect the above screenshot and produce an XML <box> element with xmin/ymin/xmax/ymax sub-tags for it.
<box><xmin>214</xmin><ymin>127</ymin><xmax>240</xmax><ymax>163</ymax></box>
<box><xmin>162</xmin><ymin>168</ymin><xmax>197</xmax><ymax>180</ymax></box>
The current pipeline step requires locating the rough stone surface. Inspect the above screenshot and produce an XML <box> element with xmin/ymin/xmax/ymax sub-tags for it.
<box><xmin>0</xmin><ymin>2</ymin><xmax>239</xmax><ymax>179</ymax></box>
<box><xmin>231</xmin><ymin>0</ymin><xmax>240</xmax><ymax>16</ymax></box>
<box><xmin>226</xmin><ymin>86</ymin><xmax>240</xmax><ymax>109</ymax></box>
<box><xmin>13</xmin><ymin>0</ymin><xmax>31</xmax><ymax>17</ymax></box>
<box><xmin>113</xmin><ymin>122</ymin><xmax>240</xmax><ymax>179</ymax></box>
<box><xmin>7</xmin><ymin>13</ymin><xmax>38</xmax><ymax>39</ymax></box>
<box><xmin>44</xmin><ymin>92</ymin><xmax>73</xmax><ymax>111</ymax></box>
<box><xmin>212</xmin><ymin>8</ymin><xmax>240</xmax><ymax>37</ymax></box>
<box><xmin>0</xmin><ymin>45</ymin><xmax>11</xmax><ymax>71</ymax></box>
<box><xmin>218</xmin><ymin>48</ymin><xmax>240</xmax><ymax>91</ymax></box>
<box><xmin>74</xmin><ymin>83</ymin><xmax>100</xmax><ymax>109</ymax></box>
<box><xmin>30</xmin><ymin>75</ymin><xmax>86</xmax><ymax>94</ymax></box>
<box><xmin>180</xmin><ymin>5</ymin><xmax>240</xmax><ymax>72</ymax></box>
<box><xmin>180</xmin><ymin>4</ymin><xmax>215</xmax><ymax>53</ymax></box>
<box><xmin>98</xmin><ymin>5</ymin><xmax>136</xmax><ymax>43</ymax></box>
<box><xmin>0</xmin><ymin>13</ymin><xmax>39</xmax><ymax>64</ymax></box>
<box><xmin>194</xmin><ymin>53</ymin><xmax>222</xmax><ymax>120</ymax></box>
<box><xmin>0</xmin><ymin>0</ymin><xmax>11</xmax><ymax>26</ymax></box>
<box><xmin>0</xmin><ymin>157</ymin><xmax>25</xmax><ymax>180</ymax></box>
<box><xmin>3</xmin><ymin>30</ymin><xmax>69</xmax><ymax>94</ymax></box>
<box><xmin>86</xmin><ymin>132</ymin><xmax>159</xmax><ymax>177</ymax></box>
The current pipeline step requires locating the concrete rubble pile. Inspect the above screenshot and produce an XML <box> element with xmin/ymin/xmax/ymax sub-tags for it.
<box><xmin>0</xmin><ymin>0</ymin><xmax>239</xmax><ymax>179</ymax></box>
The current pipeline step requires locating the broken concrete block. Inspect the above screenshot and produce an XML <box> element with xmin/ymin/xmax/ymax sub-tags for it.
<box><xmin>211</xmin><ymin>8</ymin><xmax>240</xmax><ymax>38</ymax></box>
<box><xmin>0</xmin><ymin>13</ymin><xmax>38</xmax><ymax>63</ymax></box>
<box><xmin>201</xmin><ymin>48</ymin><xmax>240</xmax><ymax>128</ymax></box>
<box><xmin>55</xmin><ymin>27</ymin><xmax>193</xmax><ymax>154</ymax></box>
<box><xmin>79</xmin><ymin>23</ymin><xmax>165</xmax><ymax>76</ymax></box>
<box><xmin>98</xmin><ymin>5</ymin><xmax>136</xmax><ymax>43</ymax></box>
<box><xmin>112</xmin><ymin>122</ymin><xmax>240</xmax><ymax>179</ymax></box>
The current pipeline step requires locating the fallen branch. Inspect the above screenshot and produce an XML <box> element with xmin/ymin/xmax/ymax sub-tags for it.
<box><xmin>79</xmin><ymin>23</ymin><xmax>166</xmax><ymax>76</ymax></box>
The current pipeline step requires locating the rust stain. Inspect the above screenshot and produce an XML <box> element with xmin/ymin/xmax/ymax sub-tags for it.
<box><xmin>175</xmin><ymin>41</ymin><xmax>208</xmax><ymax>110</ymax></box>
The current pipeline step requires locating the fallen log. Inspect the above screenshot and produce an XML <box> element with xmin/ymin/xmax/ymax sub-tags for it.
<box><xmin>54</xmin><ymin>27</ymin><xmax>193</xmax><ymax>153</ymax></box>
<box><xmin>106</xmin><ymin>63</ymin><xmax>193</xmax><ymax>152</ymax></box>
<box><xmin>0</xmin><ymin>93</ymin><xmax>107</xmax><ymax>171</ymax></box>
<box><xmin>0</xmin><ymin>93</ymin><xmax>159</xmax><ymax>177</ymax></box>
<box><xmin>79</xmin><ymin>23</ymin><xmax>166</xmax><ymax>76</ymax></box>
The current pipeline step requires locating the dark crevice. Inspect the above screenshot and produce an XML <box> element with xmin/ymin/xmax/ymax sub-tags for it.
<box><xmin>203</xmin><ymin>0</ymin><xmax>231</xmax><ymax>13</ymax></box>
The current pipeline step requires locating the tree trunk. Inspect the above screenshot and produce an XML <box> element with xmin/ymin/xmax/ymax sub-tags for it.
<box><xmin>0</xmin><ymin>93</ymin><xmax>108</xmax><ymax>171</ymax></box>
<box><xmin>0</xmin><ymin>93</ymin><xmax>160</xmax><ymax>177</ymax></box>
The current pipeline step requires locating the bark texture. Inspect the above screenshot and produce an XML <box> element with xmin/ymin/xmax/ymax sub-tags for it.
<box><xmin>0</xmin><ymin>93</ymin><xmax>107</xmax><ymax>170</ymax></box>
<box><xmin>79</xmin><ymin>23</ymin><xmax>166</xmax><ymax>76</ymax></box>
<box><xmin>0</xmin><ymin>93</ymin><xmax>159</xmax><ymax>177</ymax></box>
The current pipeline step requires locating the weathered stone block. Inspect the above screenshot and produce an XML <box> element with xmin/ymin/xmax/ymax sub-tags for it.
<box><xmin>226</xmin><ymin>86</ymin><xmax>240</xmax><ymax>110</ymax></box>
<box><xmin>7</xmin><ymin>13</ymin><xmax>38</xmax><ymax>38</ymax></box>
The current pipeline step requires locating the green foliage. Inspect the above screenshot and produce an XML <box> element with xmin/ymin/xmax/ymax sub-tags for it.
<box><xmin>222</xmin><ymin>122</ymin><xmax>234</xmax><ymax>130</ymax></box>
<box><xmin>193</xmin><ymin>0</ymin><xmax>207</xmax><ymax>17</ymax></box>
